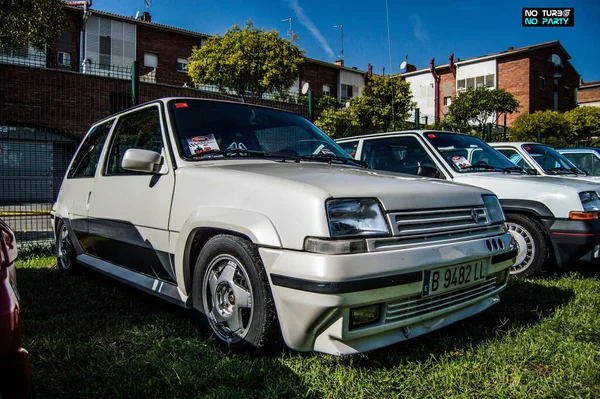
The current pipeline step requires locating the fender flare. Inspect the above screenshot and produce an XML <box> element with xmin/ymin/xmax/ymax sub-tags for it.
<box><xmin>173</xmin><ymin>207</ymin><xmax>282</xmax><ymax>296</ymax></box>
<box><xmin>498</xmin><ymin>199</ymin><xmax>554</xmax><ymax>219</ymax></box>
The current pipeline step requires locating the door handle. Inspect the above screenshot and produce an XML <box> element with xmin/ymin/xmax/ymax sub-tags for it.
<box><xmin>86</xmin><ymin>191</ymin><xmax>92</xmax><ymax>208</ymax></box>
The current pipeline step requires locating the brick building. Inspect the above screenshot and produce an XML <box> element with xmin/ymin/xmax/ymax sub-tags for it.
<box><xmin>577</xmin><ymin>80</ymin><xmax>600</xmax><ymax>107</ymax></box>
<box><xmin>298</xmin><ymin>58</ymin><xmax>369</xmax><ymax>104</ymax></box>
<box><xmin>401</xmin><ymin>41</ymin><xmax>580</xmax><ymax>127</ymax></box>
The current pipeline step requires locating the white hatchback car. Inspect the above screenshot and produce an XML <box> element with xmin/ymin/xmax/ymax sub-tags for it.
<box><xmin>52</xmin><ymin>99</ymin><xmax>515</xmax><ymax>355</ymax></box>
<box><xmin>337</xmin><ymin>131</ymin><xmax>600</xmax><ymax>278</ymax></box>
<box><xmin>489</xmin><ymin>142</ymin><xmax>596</xmax><ymax>181</ymax></box>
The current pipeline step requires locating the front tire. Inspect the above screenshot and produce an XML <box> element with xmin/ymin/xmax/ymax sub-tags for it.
<box><xmin>56</xmin><ymin>219</ymin><xmax>78</xmax><ymax>274</ymax></box>
<box><xmin>192</xmin><ymin>235</ymin><xmax>277</xmax><ymax>350</ymax></box>
<box><xmin>505</xmin><ymin>213</ymin><xmax>550</xmax><ymax>278</ymax></box>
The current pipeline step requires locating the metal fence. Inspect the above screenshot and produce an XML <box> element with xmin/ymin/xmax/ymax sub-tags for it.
<box><xmin>0</xmin><ymin>54</ymin><xmax>310</xmax><ymax>245</ymax></box>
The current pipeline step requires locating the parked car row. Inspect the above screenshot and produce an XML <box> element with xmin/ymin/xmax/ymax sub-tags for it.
<box><xmin>48</xmin><ymin>98</ymin><xmax>594</xmax><ymax>356</ymax></box>
<box><xmin>337</xmin><ymin>132</ymin><xmax>600</xmax><ymax>279</ymax></box>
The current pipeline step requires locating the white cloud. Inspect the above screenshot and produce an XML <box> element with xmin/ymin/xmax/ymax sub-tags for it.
<box><xmin>411</xmin><ymin>14</ymin><xmax>429</xmax><ymax>45</ymax></box>
<box><xmin>288</xmin><ymin>0</ymin><xmax>336</xmax><ymax>59</ymax></box>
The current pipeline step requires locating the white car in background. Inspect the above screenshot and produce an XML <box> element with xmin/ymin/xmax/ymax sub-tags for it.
<box><xmin>489</xmin><ymin>142</ymin><xmax>598</xmax><ymax>182</ymax></box>
<box><xmin>337</xmin><ymin>131</ymin><xmax>600</xmax><ymax>278</ymax></box>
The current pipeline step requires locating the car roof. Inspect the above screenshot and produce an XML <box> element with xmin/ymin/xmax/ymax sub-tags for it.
<box><xmin>489</xmin><ymin>142</ymin><xmax>537</xmax><ymax>147</ymax></box>
<box><xmin>90</xmin><ymin>97</ymin><xmax>299</xmax><ymax>126</ymax></box>
<box><xmin>335</xmin><ymin>130</ymin><xmax>473</xmax><ymax>141</ymax></box>
<box><xmin>556</xmin><ymin>147</ymin><xmax>600</xmax><ymax>152</ymax></box>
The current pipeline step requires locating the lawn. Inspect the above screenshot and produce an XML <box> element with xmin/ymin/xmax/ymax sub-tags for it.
<box><xmin>16</xmin><ymin>254</ymin><xmax>600</xmax><ymax>398</ymax></box>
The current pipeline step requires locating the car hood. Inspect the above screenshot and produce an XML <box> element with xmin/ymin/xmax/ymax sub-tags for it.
<box><xmin>189</xmin><ymin>160</ymin><xmax>493</xmax><ymax>211</ymax></box>
<box><xmin>453</xmin><ymin>172</ymin><xmax>600</xmax><ymax>217</ymax></box>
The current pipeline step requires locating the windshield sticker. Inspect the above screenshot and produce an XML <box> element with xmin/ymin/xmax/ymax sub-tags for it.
<box><xmin>188</xmin><ymin>134</ymin><xmax>219</xmax><ymax>156</ymax></box>
<box><xmin>174</xmin><ymin>103</ymin><xmax>189</xmax><ymax>108</ymax></box>
<box><xmin>451</xmin><ymin>155</ymin><xmax>471</xmax><ymax>169</ymax></box>
<box><xmin>320</xmin><ymin>148</ymin><xmax>334</xmax><ymax>156</ymax></box>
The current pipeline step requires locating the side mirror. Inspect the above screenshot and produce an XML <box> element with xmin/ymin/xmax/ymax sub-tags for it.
<box><xmin>416</xmin><ymin>165</ymin><xmax>442</xmax><ymax>179</ymax></box>
<box><xmin>122</xmin><ymin>148</ymin><xmax>163</xmax><ymax>173</ymax></box>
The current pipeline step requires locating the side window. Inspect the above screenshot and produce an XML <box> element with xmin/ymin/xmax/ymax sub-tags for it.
<box><xmin>497</xmin><ymin>149</ymin><xmax>533</xmax><ymax>169</ymax></box>
<box><xmin>564</xmin><ymin>153</ymin><xmax>595</xmax><ymax>175</ymax></box>
<box><xmin>360</xmin><ymin>136</ymin><xmax>439</xmax><ymax>175</ymax></box>
<box><xmin>67</xmin><ymin>120</ymin><xmax>114</xmax><ymax>179</ymax></box>
<box><xmin>337</xmin><ymin>141</ymin><xmax>359</xmax><ymax>157</ymax></box>
<box><xmin>105</xmin><ymin>107</ymin><xmax>164</xmax><ymax>175</ymax></box>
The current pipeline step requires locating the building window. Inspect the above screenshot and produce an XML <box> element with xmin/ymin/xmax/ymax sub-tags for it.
<box><xmin>323</xmin><ymin>85</ymin><xmax>331</xmax><ymax>97</ymax></box>
<box><xmin>58</xmin><ymin>51</ymin><xmax>71</xmax><ymax>66</ymax></box>
<box><xmin>85</xmin><ymin>16</ymin><xmax>136</xmax><ymax>74</ymax></box>
<box><xmin>539</xmin><ymin>76</ymin><xmax>545</xmax><ymax>90</ymax></box>
<box><xmin>144</xmin><ymin>52</ymin><xmax>158</xmax><ymax>68</ymax></box>
<box><xmin>458</xmin><ymin>74</ymin><xmax>495</xmax><ymax>92</ymax></box>
<box><xmin>466</xmin><ymin>78</ymin><xmax>475</xmax><ymax>90</ymax></box>
<box><xmin>341</xmin><ymin>84</ymin><xmax>354</xmax><ymax>103</ymax></box>
<box><xmin>564</xmin><ymin>86</ymin><xmax>569</xmax><ymax>98</ymax></box>
<box><xmin>177</xmin><ymin>57</ymin><xmax>188</xmax><ymax>72</ymax></box>
<box><xmin>444</xmin><ymin>96</ymin><xmax>452</xmax><ymax>106</ymax></box>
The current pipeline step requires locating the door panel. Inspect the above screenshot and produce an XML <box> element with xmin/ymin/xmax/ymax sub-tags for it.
<box><xmin>87</xmin><ymin>105</ymin><xmax>176</xmax><ymax>282</ymax></box>
<box><xmin>61</xmin><ymin>120</ymin><xmax>114</xmax><ymax>253</ymax></box>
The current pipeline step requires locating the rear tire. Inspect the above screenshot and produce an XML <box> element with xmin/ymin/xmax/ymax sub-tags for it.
<box><xmin>192</xmin><ymin>235</ymin><xmax>278</xmax><ymax>351</ymax></box>
<box><xmin>56</xmin><ymin>219</ymin><xmax>79</xmax><ymax>274</ymax></box>
<box><xmin>505</xmin><ymin>213</ymin><xmax>550</xmax><ymax>278</ymax></box>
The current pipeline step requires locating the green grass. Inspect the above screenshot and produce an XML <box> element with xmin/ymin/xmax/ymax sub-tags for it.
<box><xmin>16</xmin><ymin>256</ymin><xmax>600</xmax><ymax>398</ymax></box>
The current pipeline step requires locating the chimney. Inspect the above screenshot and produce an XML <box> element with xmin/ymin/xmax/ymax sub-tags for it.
<box><xmin>508</xmin><ymin>46</ymin><xmax>514</xmax><ymax>51</ymax></box>
<box><xmin>382</xmin><ymin>66</ymin><xmax>385</xmax><ymax>76</ymax></box>
<box><xmin>367</xmin><ymin>63</ymin><xmax>373</xmax><ymax>78</ymax></box>
<box><xmin>580</xmin><ymin>78</ymin><xmax>584</xmax><ymax>85</ymax></box>
<box><xmin>405</xmin><ymin>64</ymin><xmax>417</xmax><ymax>72</ymax></box>
<box><xmin>449</xmin><ymin>53</ymin><xmax>456</xmax><ymax>76</ymax></box>
<box><xmin>334</xmin><ymin>59</ymin><xmax>344</xmax><ymax>67</ymax></box>
<box><xmin>141</xmin><ymin>11</ymin><xmax>151</xmax><ymax>22</ymax></box>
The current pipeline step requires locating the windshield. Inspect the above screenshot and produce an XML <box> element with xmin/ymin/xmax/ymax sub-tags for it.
<box><xmin>167</xmin><ymin>99</ymin><xmax>351</xmax><ymax>161</ymax></box>
<box><xmin>522</xmin><ymin>144</ymin><xmax>585</xmax><ymax>175</ymax></box>
<box><xmin>423</xmin><ymin>132</ymin><xmax>519</xmax><ymax>173</ymax></box>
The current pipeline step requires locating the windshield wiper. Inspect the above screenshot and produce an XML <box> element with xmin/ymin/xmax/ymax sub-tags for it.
<box><xmin>192</xmin><ymin>148</ymin><xmax>300</xmax><ymax>162</ymax></box>
<box><xmin>545</xmin><ymin>167</ymin><xmax>577</xmax><ymax>175</ymax></box>
<box><xmin>460</xmin><ymin>164</ymin><xmax>525</xmax><ymax>174</ymax></box>
<box><xmin>300</xmin><ymin>154</ymin><xmax>368</xmax><ymax>168</ymax></box>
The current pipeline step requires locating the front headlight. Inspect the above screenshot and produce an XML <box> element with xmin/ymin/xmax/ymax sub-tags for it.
<box><xmin>326</xmin><ymin>199</ymin><xmax>390</xmax><ymax>238</ymax></box>
<box><xmin>482</xmin><ymin>195</ymin><xmax>505</xmax><ymax>224</ymax></box>
<box><xmin>579</xmin><ymin>191</ymin><xmax>600</xmax><ymax>211</ymax></box>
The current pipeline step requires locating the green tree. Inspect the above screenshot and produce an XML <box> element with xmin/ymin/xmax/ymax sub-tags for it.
<box><xmin>511</xmin><ymin>110</ymin><xmax>574</xmax><ymax>147</ymax></box>
<box><xmin>187</xmin><ymin>21</ymin><xmax>305</xmax><ymax>101</ymax></box>
<box><xmin>350</xmin><ymin>75</ymin><xmax>415</xmax><ymax>133</ymax></box>
<box><xmin>447</xmin><ymin>87</ymin><xmax>520</xmax><ymax>132</ymax></box>
<box><xmin>0</xmin><ymin>0</ymin><xmax>67</xmax><ymax>52</ymax></box>
<box><xmin>314</xmin><ymin>108</ymin><xmax>353</xmax><ymax>138</ymax></box>
<box><xmin>317</xmin><ymin>95</ymin><xmax>340</xmax><ymax>109</ymax></box>
<box><xmin>564</xmin><ymin>106</ymin><xmax>600</xmax><ymax>145</ymax></box>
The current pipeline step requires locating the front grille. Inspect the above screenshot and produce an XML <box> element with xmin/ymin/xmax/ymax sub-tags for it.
<box><xmin>387</xmin><ymin>206</ymin><xmax>489</xmax><ymax>237</ymax></box>
<box><xmin>385</xmin><ymin>278</ymin><xmax>498</xmax><ymax>324</ymax></box>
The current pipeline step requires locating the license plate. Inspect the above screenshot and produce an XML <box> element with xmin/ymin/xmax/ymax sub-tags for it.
<box><xmin>422</xmin><ymin>259</ymin><xmax>489</xmax><ymax>297</ymax></box>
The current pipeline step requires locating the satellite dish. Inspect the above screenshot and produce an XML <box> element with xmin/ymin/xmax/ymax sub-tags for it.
<box><xmin>400</xmin><ymin>61</ymin><xmax>407</xmax><ymax>70</ymax></box>
<box><xmin>301</xmin><ymin>82</ymin><xmax>310</xmax><ymax>95</ymax></box>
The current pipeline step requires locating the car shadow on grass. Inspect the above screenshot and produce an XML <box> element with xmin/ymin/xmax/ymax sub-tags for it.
<box><xmin>18</xmin><ymin>264</ymin><xmax>312</xmax><ymax>399</ymax></box>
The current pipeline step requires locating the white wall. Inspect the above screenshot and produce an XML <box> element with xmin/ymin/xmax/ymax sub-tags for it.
<box><xmin>340</xmin><ymin>70</ymin><xmax>365</xmax><ymax>98</ymax></box>
<box><xmin>405</xmin><ymin>72</ymin><xmax>435</xmax><ymax>122</ymax></box>
<box><xmin>456</xmin><ymin>59</ymin><xmax>497</xmax><ymax>82</ymax></box>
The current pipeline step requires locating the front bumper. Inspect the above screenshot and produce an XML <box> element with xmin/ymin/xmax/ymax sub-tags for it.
<box><xmin>544</xmin><ymin>218</ymin><xmax>600</xmax><ymax>268</ymax></box>
<box><xmin>260</xmin><ymin>232</ymin><xmax>515</xmax><ymax>355</ymax></box>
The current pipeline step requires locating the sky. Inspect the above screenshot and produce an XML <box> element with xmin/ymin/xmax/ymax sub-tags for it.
<box><xmin>94</xmin><ymin>0</ymin><xmax>600</xmax><ymax>82</ymax></box>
